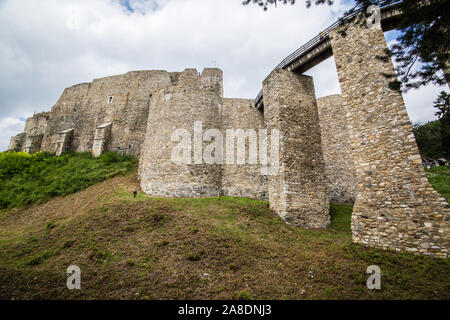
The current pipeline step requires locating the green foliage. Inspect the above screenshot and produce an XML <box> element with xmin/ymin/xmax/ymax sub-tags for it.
<box><xmin>413</xmin><ymin>120</ymin><xmax>444</xmax><ymax>158</ymax></box>
<box><xmin>425</xmin><ymin>166</ymin><xmax>450</xmax><ymax>202</ymax></box>
<box><xmin>434</xmin><ymin>92</ymin><xmax>450</xmax><ymax>157</ymax></box>
<box><xmin>0</xmin><ymin>151</ymin><xmax>137</xmax><ymax>209</ymax></box>
<box><xmin>100</xmin><ymin>151</ymin><xmax>134</xmax><ymax>164</ymax></box>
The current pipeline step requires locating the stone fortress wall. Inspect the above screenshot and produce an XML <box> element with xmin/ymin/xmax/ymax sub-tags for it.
<box><xmin>139</xmin><ymin>68</ymin><xmax>223</xmax><ymax>198</ymax></box>
<box><xmin>9</xmin><ymin>67</ymin><xmax>351</xmax><ymax>204</ymax></box>
<box><xmin>316</xmin><ymin>95</ymin><xmax>357</xmax><ymax>204</ymax></box>
<box><xmin>329</xmin><ymin>17</ymin><xmax>449</xmax><ymax>258</ymax></box>
<box><xmin>7</xmin><ymin>13</ymin><xmax>449</xmax><ymax>257</ymax></box>
<box><xmin>262</xmin><ymin>70</ymin><xmax>330</xmax><ymax>228</ymax></box>
<box><xmin>221</xmin><ymin>98</ymin><xmax>268</xmax><ymax>200</ymax></box>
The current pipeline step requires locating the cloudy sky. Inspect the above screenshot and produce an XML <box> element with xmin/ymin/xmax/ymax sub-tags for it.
<box><xmin>0</xmin><ymin>0</ymin><xmax>448</xmax><ymax>151</ymax></box>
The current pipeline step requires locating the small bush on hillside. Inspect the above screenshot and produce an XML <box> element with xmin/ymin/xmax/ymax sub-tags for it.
<box><xmin>100</xmin><ymin>151</ymin><xmax>130</xmax><ymax>164</ymax></box>
<box><xmin>0</xmin><ymin>151</ymin><xmax>57</xmax><ymax>180</ymax></box>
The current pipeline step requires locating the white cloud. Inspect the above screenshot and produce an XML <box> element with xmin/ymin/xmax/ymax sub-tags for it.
<box><xmin>305</xmin><ymin>56</ymin><xmax>342</xmax><ymax>98</ymax></box>
<box><xmin>0</xmin><ymin>0</ymin><xmax>446</xmax><ymax>151</ymax></box>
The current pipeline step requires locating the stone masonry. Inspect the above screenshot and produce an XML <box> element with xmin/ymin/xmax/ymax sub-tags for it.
<box><xmin>263</xmin><ymin>69</ymin><xmax>330</xmax><ymax>228</ymax></box>
<box><xmin>139</xmin><ymin>69</ymin><xmax>223</xmax><ymax>197</ymax></box>
<box><xmin>317</xmin><ymin>95</ymin><xmax>357</xmax><ymax>204</ymax></box>
<box><xmin>8</xmin><ymin>112</ymin><xmax>49</xmax><ymax>152</ymax></box>
<box><xmin>330</xmin><ymin>15</ymin><xmax>449</xmax><ymax>257</ymax></box>
<box><xmin>8</xmin><ymin>68</ymin><xmax>273</xmax><ymax>201</ymax></box>
<box><xmin>7</xmin><ymin>28</ymin><xmax>449</xmax><ymax>257</ymax></box>
<box><xmin>55</xmin><ymin>128</ymin><xmax>73</xmax><ymax>156</ymax></box>
<box><xmin>221</xmin><ymin>98</ymin><xmax>268</xmax><ymax>200</ymax></box>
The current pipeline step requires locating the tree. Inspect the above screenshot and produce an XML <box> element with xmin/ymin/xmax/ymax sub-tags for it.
<box><xmin>412</xmin><ymin>121</ymin><xmax>443</xmax><ymax>158</ymax></box>
<box><xmin>242</xmin><ymin>0</ymin><xmax>450</xmax><ymax>94</ymax></box>
<box><xmin>434</xmin><ymin>91</ymin><xmax>450</xmax><ymax>156</ymax></box>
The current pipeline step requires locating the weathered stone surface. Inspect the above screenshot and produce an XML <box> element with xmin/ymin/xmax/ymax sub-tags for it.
<box><xmin>139</xmin><ymin>68</ymin><xmax>223</xmax><ymax>197</ymax></box>
<box><xmin>317</xmin><ymin>95</ymin><xmax>356</xmax><ymax>203</ymax></box>
<box><xmin>55</xmin><ymin>128</ymin><xmax>74</xmax><ymax>156</ymax></box>
<box><xmin>24</xmin><ymin>112</ymin><xmax>50</xmax><ymax>136</ymax></box>
<box><xmin>8</xmin><ymin>132</ymin><xmax>26</xmax><ymax>152</ymax></box>
<box><xmin>330</xmin><ymin>15</ymin><xmax>449</xmax><ymax>257</ymax></box>
<box><xmin>262</xmin><ymin>69</ymin><xmax>330</xmax><ymax>228</ymax></box>
<box><xmin>92</xmin><ymin>123</ymin><xmax>112</xmax><ymax>158</ymax></box>
<box><xmin>39</xmin><ymin>71</ymin><xmax>171</xmax><ymax>157</ymax></box>
<box><xmin>23</xmin><ymin>134</ymin><xmax>44</xmax><ymax>154</ymax></box>
<box><xmin>222</xmin><ymin>98</ymin><xmax>268</xmax><ymax>200</ymax></box>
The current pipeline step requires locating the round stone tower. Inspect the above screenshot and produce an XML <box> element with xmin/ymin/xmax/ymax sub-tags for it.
<box><xmin>139</xmin><ymin>68</ymin><xmax>223</xmax><ymax>197</ymax></box>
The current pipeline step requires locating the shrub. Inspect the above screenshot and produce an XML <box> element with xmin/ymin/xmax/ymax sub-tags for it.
<box><xmin>0</xmin><ymin>151</ymin><xmax>137</xmax><ymax>209</ymax></box>
<box><xmin>100</xmin><ymin>151</ymin><xmax>135</xmax><ymax>164</ymax></box>
<box><xmin>100</xmin><ymin>151</ymin><xmax>123</xmax><ymax>164</ymax></box>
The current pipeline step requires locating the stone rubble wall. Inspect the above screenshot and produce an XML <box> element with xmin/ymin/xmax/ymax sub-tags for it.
<box><xmin>139</xmin><ymin>68</ymin><xmax>223</xmax><ymax>197</ymax></box>
<box><xmin>317</xmin><ymin>95</ymin><xmax>357</xmax><ymax>204</ymax></box>
<box><xmin>8</xmin><ymin>56</ymin><xmax>448</xmax><ymax>257</ymax></box>
<box><xmin>221</xmin><ymin>98</ymin><xmax>268</xmax><ymax>200</ymax></box>
<box><xmin>330</xmin><ymin>16</ymin><xmax>449</xmax><ymax>257</ymax></box>
<box><xmin>40</xmin><ymin>71</ymin><xmax>171</xmax><ymax>157</ymax></box>
<box><xmin>9</xmin><ymin>68</ymin><xmax>270</xmax><ymax>201</ymax></box>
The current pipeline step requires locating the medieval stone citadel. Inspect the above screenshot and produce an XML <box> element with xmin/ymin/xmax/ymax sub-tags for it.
<box><xmin>7</xmin><ymin>6</ymin><xmax>449</xmax><ymax>258</ymax></box>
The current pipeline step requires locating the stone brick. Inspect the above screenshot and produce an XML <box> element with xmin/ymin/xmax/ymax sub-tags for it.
<box><xmin>139</xmin><ymin>68</ymin><xmax>223</xmax><ymax>197</ymax></box>
<box><xmin>317</xmin><ymin>95</ymin><xmax>356</xmax><ymax>203</ymax></box>
<box><xmin>55</xmin><ymin>128</ymin><xmax>73</xmax><ymax>156</ymax></box>
<box><xmin>23</xmin><ymin>134</ymin><xmax>44</xmax><ymax>154</ymax></box>
<box><xmin>92</xmin><ymin>123</ymin><xmax>111</xmax><ymax>158</ymax></box>
<box><xmin>222</xmin><ymin>98</ymin><xmax>268</xmax><ymax>200</ymax></box>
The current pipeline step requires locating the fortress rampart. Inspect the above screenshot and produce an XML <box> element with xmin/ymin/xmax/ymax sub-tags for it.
<box><xmin>7</xmin><ymin>11</ymin><xmax>449</xmax><ymax>258</ymax></box>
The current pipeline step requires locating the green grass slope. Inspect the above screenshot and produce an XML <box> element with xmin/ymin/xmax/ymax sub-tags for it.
<box><xmin>0</xmin><ymin>154</ymin><xmax>449</xmax><ymax>299</ymax></box>
<box><xmin>0</xmin><ymin>167</ymin><xmax>449</xmax><ymax>299</ymax></box>
<box><xmin>426</xmin><ymin>166</ymin><xmax>450</xmax><ymax>202</ymax></box>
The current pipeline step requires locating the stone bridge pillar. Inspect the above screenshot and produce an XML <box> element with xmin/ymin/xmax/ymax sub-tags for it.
<box><xmin>262</xmin><ymin>69</ymin><xmax>330</xmax><ymax>228</ymax></box>
<box><xmin>329</xmin><ymin>16</ymin><xmax>449</xmax><ymax>257</ymax></box>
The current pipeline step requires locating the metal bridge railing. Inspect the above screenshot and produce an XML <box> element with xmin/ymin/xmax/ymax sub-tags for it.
<box><xmin>254</xmin><ymin>0</ymin><xmax>403</xmax><ymax>106</ymax></box>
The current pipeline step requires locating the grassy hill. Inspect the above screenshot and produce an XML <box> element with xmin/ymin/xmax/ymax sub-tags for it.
<box><xmin>0</xmin><ymin>153</ymin><xmax>449</xmax><ymax>299</ymax></box>
<box><xmin>425</xmin><ymin>166</ymin><xmax>450</xmax><ymax>202</ymax></box>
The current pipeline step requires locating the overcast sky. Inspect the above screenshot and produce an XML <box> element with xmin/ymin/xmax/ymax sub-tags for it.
<box><xmin>0</xmin><ymin>0</ymin><xmax>448</xmax><ymax>151</ymax></box>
